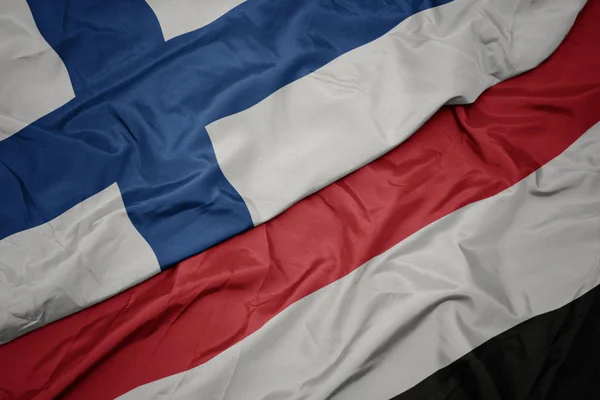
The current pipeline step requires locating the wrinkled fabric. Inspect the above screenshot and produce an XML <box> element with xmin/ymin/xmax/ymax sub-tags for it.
<box><xmin>393</xmin><ymin>284</ymin><xmax>600</xmax><ymax>400</ymax></box>
<box><xmin>121</xmin><ymin>121</ymin><xmax>600</xmax><ymax>400</ymax></box>
<box><xmin>0</xmin><ymin>0</ymin><xmax>74</xmax><ymax>138</ymax></box>
<box><xmin>145</xmin><ymin>0</ymin><xmax>247</xmax><ymax>40</ymax></box>
<box><xmin>0</xmin><ymin>1</ymin><xmax>598</xmax><ymax>396</ymax></box>
<box><xmin>0</xmin><ymin>0</ymin><xmax>453</xmax><ymax>344</ymax></box>
<box><xmin>206</xmin><ymin>0</ymin><xmax>587</xmax><ymax>226</ymax></box>
<box><xmin>0</xmin><ymin>0</ymin><xmax>587</xmax><ymax>344</ymax></box>
<box><xmin>0</xmin><ymin>184</ymin><xmax>160</xmax><ymax>344</ymax></box>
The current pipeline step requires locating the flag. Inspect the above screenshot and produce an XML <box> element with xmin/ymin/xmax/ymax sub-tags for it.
<box><xmin>1</xmin><ymin>0</ymin><xmax>599</xmax><ymax>399</ymax></box>
<box><xmin>0</xmin><ymin>0</ymin><xmax>586</xmax><ymax>343</ymax></box>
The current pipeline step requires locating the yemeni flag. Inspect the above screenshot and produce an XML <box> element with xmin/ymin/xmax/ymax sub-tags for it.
<box><xmin>1</xmin><ymin>0</ymin><xmax>599</xmax><ymax>399</ymax></box>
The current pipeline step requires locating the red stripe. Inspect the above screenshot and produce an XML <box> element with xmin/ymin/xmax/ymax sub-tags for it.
<box><xmin>1</xmin><ymin>3</ymin><xmax>600</xmax><ymax>399</ymax></box>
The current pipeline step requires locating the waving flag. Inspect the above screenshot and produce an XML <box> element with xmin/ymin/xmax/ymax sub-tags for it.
<box><xmin>1</xmin><ymin>0</ymin><xmax>599</xmax><ymax>399</ymax></box>
<box><xmin>0</xmin><ymin>0</ymin><xmax>588</xmax><ymax>344</ymax></box>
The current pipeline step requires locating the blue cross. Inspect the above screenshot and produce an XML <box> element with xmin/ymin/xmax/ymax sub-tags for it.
<box><xmin>0</xmin><ymin>0</ymin><xmax>449</xmax><ymax>268</ymax></box>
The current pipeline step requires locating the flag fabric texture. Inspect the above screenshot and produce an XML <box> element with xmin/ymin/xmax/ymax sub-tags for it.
<box><xmin>1</xmin><ymin>0</ymin><xmax>599</xmax><ymax>399</ymax></box>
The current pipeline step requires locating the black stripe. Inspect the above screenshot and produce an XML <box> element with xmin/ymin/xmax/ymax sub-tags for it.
<box><xmin>390</xmin><ymin>285</ymin><xmax>600</xmax><ymax>400</ymax></box>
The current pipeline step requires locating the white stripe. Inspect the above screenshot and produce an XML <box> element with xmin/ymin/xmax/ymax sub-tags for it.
<box><xmin>0</xmin><ymin>0</ymin><xmax>74</xmax><ymax>140</ymax></box>
<box><xmin>207</xmin><ymin>0</ymin><xmax>586</xmax><ymax>225</ymax></box>
<box><xmin>0</xmin><ymin>183</ymin><xmax>161</xmax><ymax>344</ymax></box>
<box><xmin>121</xmin><ymin>123</ymin><xmax>600</xmax><ymax>399</ymax></box>
<box><xmin>145</xmin><ymin>0</ymin><xmax>246</xmax><ymax>41</ymax></box>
